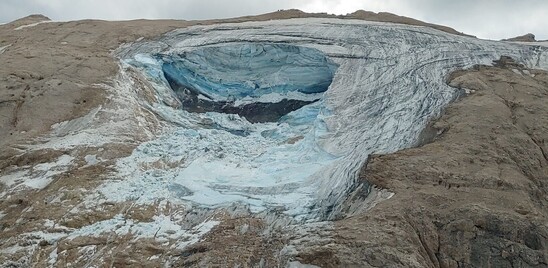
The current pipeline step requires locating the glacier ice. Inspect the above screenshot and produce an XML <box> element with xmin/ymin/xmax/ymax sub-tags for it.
<box><xmin>157</xmin><ymin>44</ymin><xmax>338</xmax><ymax>122</ymax></box>
<box><xmin>106</xmin><ymin>18</ymin><xmax>548</xmax><ymax>222</ymax></box>
<box><xmin>161</xmin><ymin>43</ymin><xmax>338</xmax><ymax>100</ymax></box>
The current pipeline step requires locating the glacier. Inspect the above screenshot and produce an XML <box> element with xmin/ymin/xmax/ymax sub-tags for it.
<box><xmin>105</xmin><ymin>18</ymin><xmax>548</xmax><ymax>222</ymax></box>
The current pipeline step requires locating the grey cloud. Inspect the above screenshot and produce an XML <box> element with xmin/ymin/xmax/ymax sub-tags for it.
<box><xmin>1</xmin><ymin>0</ymin><xmax>546</xmax><ymax>40</ymax></box>
<box><xmin>393</xmin><ymin>0</ymin><xmax>548</xmax><ymax>39</ymax></box>
<box><xmin>0</xmin><ymin>0</ymin><xmax>297</xmax><ymax>22</ymax></box>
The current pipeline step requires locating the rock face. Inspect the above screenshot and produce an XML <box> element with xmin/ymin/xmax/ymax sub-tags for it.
<box><xmin>504</xmin><ymin>33</ymin><xmax>537</xmax><ymax>42</ymax></box>
<box><xmin>0</xmin><ymin>10</ymin><xmax>547</xmax><ymax>268</ymax></box>
<box><xmin>346</xmin><ymin>10</ymin><xmax>474</xmax><ymax>37</ymax></box>
<box><xmin>7</xmin><ymin>14</ymin><xmax>51</xmax><ymax>28</ymax></box>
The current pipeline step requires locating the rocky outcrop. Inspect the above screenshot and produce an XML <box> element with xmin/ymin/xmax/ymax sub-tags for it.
<box><xmin>503</xmin><ymin>33</ymin><xmax>537</xmax><ymax>42</ymax></box>
<box><xmin>3</xmin><ymin>14</ymin><xmax>51</xmax><ymax>28</ymax></box>
<box><xmin>205</xmin><ymin>9</ymin><xmax>472</xmax><ymax>37</ymax></box>
<box><xmin>347</xmin><ymin>10</ymin><xmax>474</xmax><ymax>37</ymax></box>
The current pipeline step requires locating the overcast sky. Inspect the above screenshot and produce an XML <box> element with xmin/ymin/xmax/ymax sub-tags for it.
<box><xmin>1</xmin><ymin>0</ymin><xmax>547</xmax><ymax>40</ymax></box>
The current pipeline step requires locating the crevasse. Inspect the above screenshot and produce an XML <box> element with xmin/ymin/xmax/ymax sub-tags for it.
<box><xmin>107</xmin><ymin>18</ymin><xmax>548</xmax><ymax>222</ymax></box>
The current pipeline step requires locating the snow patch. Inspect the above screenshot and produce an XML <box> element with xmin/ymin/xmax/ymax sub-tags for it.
<box><xmin>3</xmin><ymin>215</ymin><xmax>219</xmax><ymax>260</ymax></box>
<box><xmin>0</xmin><ymin>44</ymin><xmax>11</xmax><ymax>54</ymax></box>
<box><xmin>512</xmin><ymin>68</ymin><xmax>522</xmax><ymax>75</ymax></box>
<box><xmin>0</xmin><ymin>154</ymin><xmax>74</xmax><ymax>191</ymax></box>
<box><xmin>288</xmin><ymin>261</ymin><xmax>321</xmax><ymax>268</ymax></box>
<box><xmin>48</xmin><ymin>248</ymin><xmax>58</xmax><ymax>266</ymax></box>
<box><xmin>66</xmin><ymin>214</ymin><xmax>219</xmax><ymax>248</ymax></box>
<box><xmin>14</xmin><ymin>20</ymin><xmax>51</xmax><ymax>30</ymax></box>
<box><xmin>31</xmin><ymin>65</ymin><xmax>160</xmax><ymax>151</ymax></box>
<box><xmin>84</xmin><ymin>155</ymin><xmax>99</xmax><ymax>166</ymax></box>
<box><xmin>0</xmin><ymin>245</ymin><xmax>26</xmax><ymax>254</ymax></box>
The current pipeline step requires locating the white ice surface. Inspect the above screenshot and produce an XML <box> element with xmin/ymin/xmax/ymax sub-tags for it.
<box><xmin>84</xmin><ymin>154</ymin><xmax>99</xmax><ymax>166</ymax></box>
<box><xmin>48</xmin><ymin>248</ymin><xmax>58</xmax><ymax>266</ymax></box>
<box><xmin>511</xmin><ymin>41</ymin><xmax>548</xmax><ymax>48</ymax></box>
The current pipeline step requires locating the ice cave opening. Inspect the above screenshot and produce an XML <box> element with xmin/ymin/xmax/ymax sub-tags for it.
<box><xmin>159</xmin><ymin>43</ymin><xmax>338</xmax><ymax>123</ymax></box>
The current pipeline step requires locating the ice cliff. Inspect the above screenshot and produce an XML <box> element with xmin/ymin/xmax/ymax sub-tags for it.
<box><xmin>161</xmin><ymin>44</ymin><xmax>337</xmax><ymax>123</ymax></box>
<box><xmin>109</xmin><ymin>18</ymin><xmax>548</xmax><ymax>222</ymax></box>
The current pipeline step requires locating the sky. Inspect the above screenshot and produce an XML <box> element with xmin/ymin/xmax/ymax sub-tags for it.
<box><xmin>1</xmin><ymin>0</ymin><xmax>547</xmax><ymax>40</ymax></box>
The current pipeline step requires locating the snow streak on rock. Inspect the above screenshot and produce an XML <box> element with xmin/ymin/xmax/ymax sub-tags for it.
<box><xmin>106</xmin><ymin>18</ymin><xmax>548</xmax><ymax>221</ymax></box>
<box><xmin>0</xmin><ymin>44</ymin><xmax>10</xmax><ymax>54</ymax></box>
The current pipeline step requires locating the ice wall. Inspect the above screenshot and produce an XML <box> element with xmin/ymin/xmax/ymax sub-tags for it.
<box><xmin>158</xmin><ymin>44</ymin><xmax>338</xmax><ymax>122</ymax></box>
<box><xmin>161</xmin><ymin>44</ymin><xmax>337</xmax><ymax>101</ymax></box>
<box><xmin>110</xmin><ymin>18</ymin><xmax>548</xmax><ymax>221</ymax></box>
